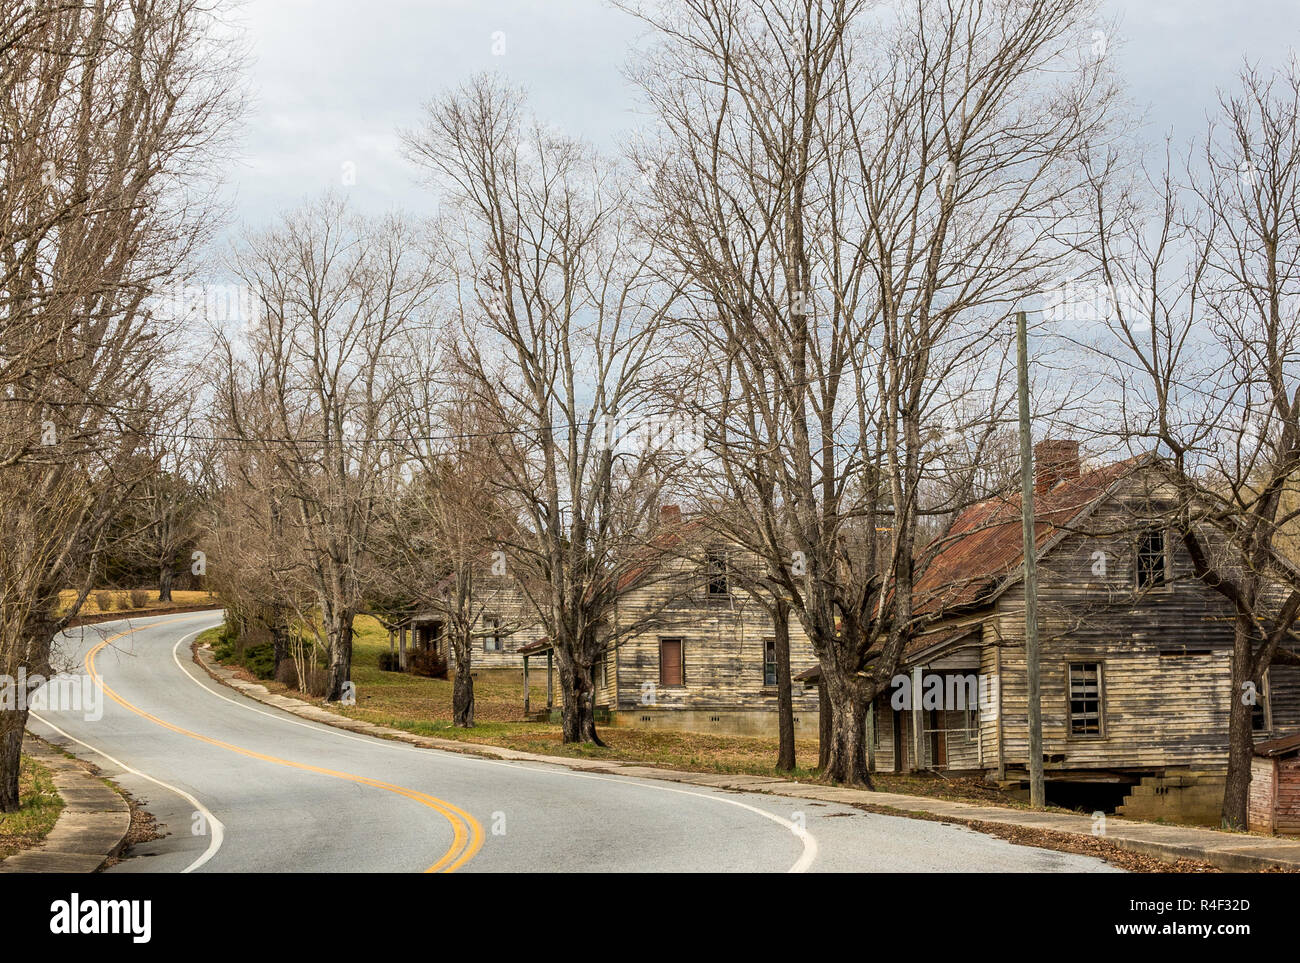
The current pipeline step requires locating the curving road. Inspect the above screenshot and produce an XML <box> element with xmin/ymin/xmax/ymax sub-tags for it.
<box><xmin>27</xmin><ymin>612</ymin><xmax>1120</xmax><ymax>873</ymax></box>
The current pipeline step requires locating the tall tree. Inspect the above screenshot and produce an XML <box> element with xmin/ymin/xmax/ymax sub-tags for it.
<box><xmin>626</xmin><ymin>0</ymin><xmax>1116</xmax><ymax>782</ymax></box>
<box><xmin>1081</xmin><ymin>60</ymin><xmax>1300</xmax><ymax>828</ymax></box>
<box><xmin>218</xmin><ymin>196</ymin><xmax>437</xmax><ymax>702</ymax></box>
<box><xmin>0</xmin><ymin>0</ymin><xmax>242</xmax><ymax>811</ymax></box>
<box><xmin>403</xmin><ymin>75</ymin><xmax>681</xmax><ymax>744</ymax></box>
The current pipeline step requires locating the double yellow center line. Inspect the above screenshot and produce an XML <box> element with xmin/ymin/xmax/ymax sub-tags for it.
<box><xmin>84</xmin><ymin>616</ymin><xmax>483</xmax><ymax>872</ymax></box>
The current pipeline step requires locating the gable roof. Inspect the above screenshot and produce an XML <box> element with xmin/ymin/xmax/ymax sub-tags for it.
<box><xmin>911</xmin><ymin>452</ymin><xmax>1152</xmax><ymax>625</ymax></box>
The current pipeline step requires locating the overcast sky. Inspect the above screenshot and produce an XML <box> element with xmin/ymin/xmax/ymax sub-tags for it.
<box><xmin>218</xmin><ymin>0</ymin><xmax>1300</xmax><ymax>237</ymax></box>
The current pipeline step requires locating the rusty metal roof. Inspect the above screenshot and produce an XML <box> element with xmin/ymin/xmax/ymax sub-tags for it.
<box><xmin>911</xmin><ymin>453</ymin><xmax>1149</xmax><ymax>624</ymax></box>
<box><xmin>1254</xmin><ymin>732</ymin><xmax>1300</xmax><ymax>757</ymax></box>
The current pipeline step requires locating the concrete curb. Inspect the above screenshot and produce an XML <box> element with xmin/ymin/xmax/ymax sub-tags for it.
<box><xmin>0</xmin><ymin>736</ymin><xmax>131</xmax><ymax>874</ymax></box>
<box><xmin>193</xmin><ymin>643</ymin><xmax>1300</xmax><ymax>873</ymax></box>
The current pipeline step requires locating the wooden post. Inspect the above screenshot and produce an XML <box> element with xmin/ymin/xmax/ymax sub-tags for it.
<box><xmin>399</xmin><ymin>623</ymin><xmax>408</xmax><ymax>671</ymax></box>
<box><xmin>1016</xmin><ymin>309</ymin><xmax>1046</xmax><ymax>808</ymax></box>
<box><xmin>912</xmin><ymin>665</ymin><xmax>924</xmax><ymax>771</ymax></box>
<box><xmin>523</xmin><ymin>655</ymin><xmax>530</xmax><ymax>716</ymax></box>
<box><xmin>546</xmin><ymin>650</ymin><xmax>554</xmax><ymax>711</ymax></box>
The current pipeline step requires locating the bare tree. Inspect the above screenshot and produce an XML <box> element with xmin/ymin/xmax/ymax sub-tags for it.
<box><xmin>0</xmin><ymin>0</ymin><xmax>241</xmax><ymax>811</ymax></box>
<box><xmin>373</xmin><ymin>351</ymin><xmax>517</xmax><ymax>728</ymax></box>
<box><xmin>1081</xmin><ymin>59</ymin><xmax>1300</xmax><ymax>828</ymax></box>
<box><xmin>403</xmin><ymin>75</ymin><xmax>682</xmax><ymax>744</ymax></box>
<box><xmin>218</xmin><ymin>196</ymin><xmax>437</xmax><ymax>702</ymax></box>
<box><xmin>626</xmin><ymin>0</ymin><xmax>1116</xmax><ymax>783</ymax></box>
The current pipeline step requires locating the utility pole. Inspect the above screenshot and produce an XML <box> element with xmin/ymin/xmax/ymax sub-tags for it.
<box><xmin>1016</xmin><ymin>309</ymin><xmax>1045</xmax><ymax>808</ymax></box>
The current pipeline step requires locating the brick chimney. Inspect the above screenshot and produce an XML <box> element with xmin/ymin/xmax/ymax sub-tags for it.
<box><xmin>1034</xmin><ymin>439</ymin><xmax>1080</xmax><ymax>494</ymax></box>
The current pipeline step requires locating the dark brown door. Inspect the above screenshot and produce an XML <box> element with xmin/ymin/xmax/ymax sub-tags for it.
<box><xmin>930</xmin><ymin>709</ymin><xmax>947</xmax><ymax>767</ymax></box>
<box><xmin>659</xmin><ymin>639</ymin><xmax>683</xmax><ymax>686</ymax></box>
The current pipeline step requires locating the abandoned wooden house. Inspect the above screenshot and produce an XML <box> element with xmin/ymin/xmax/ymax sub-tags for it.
<box><xmin>388</xmin><ymin>569</ymin><xmax>547</xmax><ymax>672</ymax></box>
<box><xmin>806</xmin><ymin>439</ymin><xmax>1300</xmax><ymax>821</ymax></box>
<box><xmin>518</xmin><ymin>509</ymin><xmax>823</xmax><ymax>737</ymax></box>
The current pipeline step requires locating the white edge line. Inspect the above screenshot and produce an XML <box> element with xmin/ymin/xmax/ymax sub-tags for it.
<box><xmin>170</xmin><ymin>624</ymin><xmax>819</xmax><ymax>872</ymax></box>
<box><xmin>29</xmin><ymin>691</ymin><xmax>226</xmax><ymax>873</ymax></box>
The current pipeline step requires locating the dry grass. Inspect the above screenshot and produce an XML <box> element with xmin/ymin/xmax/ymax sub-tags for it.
<box><xmin>201</xmin><ymin>615</ymin><xmax>821</xmax><ymax>780</ymax></box>
<box><xmin>0</xmin><ymin>755</ymin><xmax>63</xmax><ymax>861</ymax></box>
<box><xmin>203</xmin><ymin>616</ymin><xmax>1042</xmax><ymax>800</ymax></box>
<box><xmin>57</xmin><ymin>588</ymin><xmax>218</xmax><ymax>618</ymax></box>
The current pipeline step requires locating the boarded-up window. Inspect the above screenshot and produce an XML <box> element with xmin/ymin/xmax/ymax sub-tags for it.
<box><xmin>660</xmin><ymin>639</ymin><xmax>684</xmax><ymax>686</ymax></box>
<box><xmin>763</xmin><ymin>638</ymin><xmax>777</xmax><ymax>686</ymax></box>
<box><xmin>1068</xmin><ymin>662</ymin><xmax>1102</xmax><ymax>735</ymax></box>
<box><xmin>706</xmin><ymin>550</ymin><xmax>729</xmax><ymax>597</ymax></box>
<box><xmin>1136</xmin><ymin>529</ymin><xmax>1166</xmax><ymax>588</ymax></box>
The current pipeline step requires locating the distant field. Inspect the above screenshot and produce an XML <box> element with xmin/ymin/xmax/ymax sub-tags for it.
<box><xmin>57</xmin><ymin>588</ymin><xmax>220</xmax><ymax>618</ymax></box>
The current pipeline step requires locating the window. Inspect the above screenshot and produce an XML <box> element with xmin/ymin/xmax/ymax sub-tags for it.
<box><xmin>763</xmin><ymin>638</ymin><xmax>778</xmax><ymax>686</ymax></box>
<box><xmin>1136</xmin><ymin>528</ymin><xmax>1167</xmax><ymax>588</ymax></box>
<box><xmin>659</xmin><ymin>638</ymin><xmax>684</xmax><ymax>686</ymax></box>
<box><xmin>706</xmin><ymin>550</ymin><xmax>729</xmax><ymax>597</ymax></box>
<box><xmin>1068</xmin><ymin>662</ymin><xmax>1103</xmax><ymax>736</ymax></box>
<box><xmin>483</xmin><ymin>616</ymin><xmax>502</xmax><ymax>652</ymax></box>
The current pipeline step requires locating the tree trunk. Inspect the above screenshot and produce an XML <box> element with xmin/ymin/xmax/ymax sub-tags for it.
<box><xmin>452</xmin><ymin>639</ymin><xmax>475</xmax><ymax>728</ymax></box>
<box><xmin>324</xmin><ymin>608</ymin><xmax>354</xmax><ymax>702</ymax></box>
<box><xmin>270</xmin><ymin>620</ymin><xmax>290</xmax><ymax>676</ymax></box>
<box><xmin>0</xmin><ymin>707</ymin><xmax>30</xmax><ymax>814</ymax></box>
<box><xmin>158</xmin><ymin>565</ymin><xmax>173</xmax><ymax>603</ymax></box>
<box><xmin>819</xmin><ymin>661</ymin><xmax>873</xmax><ymax>788</ymax></box>
<box><xmin>558</xmin><ymin>656</ymin><xmax>604</xmax><ymax>745</ymax></box>
<box><xmin>1222</xmin><ymin>619</ymin><xmax>1256</xmax><ymax>829</ymax></box>
<box><xmin>773</xmin><ymin>601</ymin><xmax>795</xmax><ymax>771</ymax></box>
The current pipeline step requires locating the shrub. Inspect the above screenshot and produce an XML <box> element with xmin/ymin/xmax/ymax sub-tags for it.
<box><xmin>128</xmin><ymin>589</ymin><xmax>150</xmax><ymax>609</ymax></box>
<box><xmin>377</xmin><ymin>651</ymin><xmax>402</xmax><ymax>672</ymax></box>
<box><xmin>274</xmin><ymin>660</ymin><xmax>298</xmax><ymax>687</ymax></box>
<box><xmin>242</xmin><ymin>642</ymin><xmax>276</xmax><ymax>680</ymax></box>
<box><xmin>94</xmin><ymin>591</ymin><xmax>114</xmax><ymax>612</ymax></box>
<box><xmin>113</xmin><ymin>592</ymin><xmax>130</xmax><ymax>610</ymax></box>
<box><xmin>275</xmin><ymin>660</ymin><xmax>330</xmax><ymax>696</ymax></box>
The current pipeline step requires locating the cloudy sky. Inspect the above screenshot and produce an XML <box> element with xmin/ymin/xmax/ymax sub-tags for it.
<box><xmin>218</xmin><ymin>0</ymin><xmax>1300</xmax><ymax>236</ymax></box>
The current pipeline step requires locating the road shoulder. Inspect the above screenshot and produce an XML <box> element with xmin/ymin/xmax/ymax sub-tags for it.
<box><xmin>193</xmin><ymin>642</ymin><xmax>1300</xmax><ymax>873</ymax></box>
<box><xmin>0</xmin><ymin>736</ymin><xmax>131</xmax><ymax>874</ymax></box>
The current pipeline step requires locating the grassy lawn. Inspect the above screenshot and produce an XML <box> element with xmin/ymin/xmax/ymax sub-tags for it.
<box><xmin>58</xmin><ymin>588</ymin><xmax>220</xmax><ymax>619</ymax></box>
<box><xmin>0</xmin><ymin>755</ymin><xmax>64</xmax><ymax>862</ymax></box>
<box><xmin>201</xmin><ymin>614</ymin><xmax>1027</xmax><ymax>801</ymax></box>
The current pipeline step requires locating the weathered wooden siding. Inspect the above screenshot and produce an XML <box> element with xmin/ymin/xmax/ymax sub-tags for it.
<box><xmin>1249</xmin><ymin>757</ymin><xmax>1278</xmax><ymax>833</ymax></box>
<box><xmin>1278</xmin><ymin>757</ymin><xmax>1300</xmax><ymax>835</ymax></box>
<box><xmin>914</xmin><ymin>473</ymin><xmax>1300</xmax><ymax>774</ymax></box>
<box><xmin>609</xmin><ymin>552</ymin><xmax>820</xmax><ymax>716</ymax></box>
<box><xmin>414</xmin><ymin>570</ymin><xmax>548</xmax><ymax>669</ymax></box>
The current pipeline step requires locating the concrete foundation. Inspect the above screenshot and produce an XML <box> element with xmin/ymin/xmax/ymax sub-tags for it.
<box><xmin>609</xmin><ymin>707</ymin><xmax>819</xmax><ymax>739</ymax></box>
<box><xmin>1117</xmin><ymin>771</ymin><xmax>1227</xmax><ymax>826</ymax></box>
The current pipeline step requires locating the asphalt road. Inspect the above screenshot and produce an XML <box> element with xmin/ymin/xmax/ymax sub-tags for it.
<box><xmin>27</xmin><ymin>612</ymin><xmax>1121</xmax><ymax>873</ymax></box>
